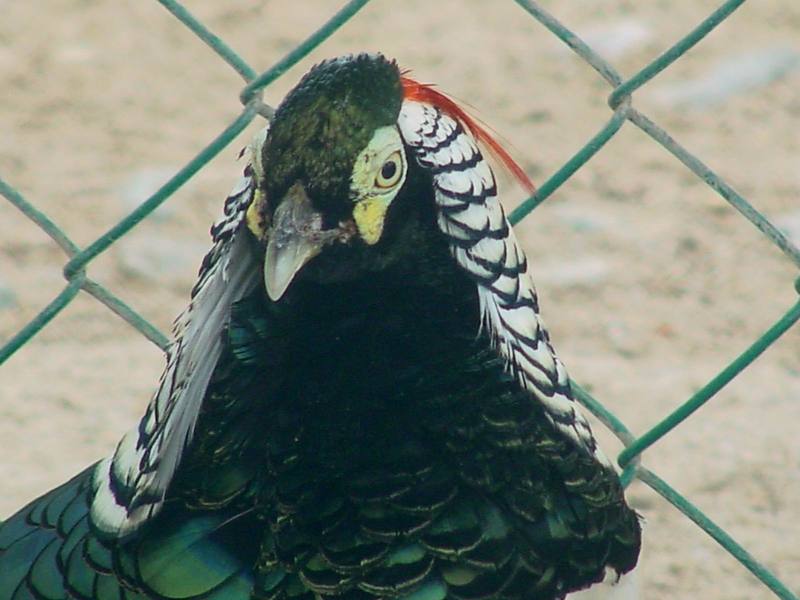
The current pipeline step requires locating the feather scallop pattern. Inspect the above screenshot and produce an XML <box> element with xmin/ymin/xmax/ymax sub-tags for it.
<box><xmin>397</xmin><ymin>100</ymin><xmax>607</xmax><ymax>467</ymax></box>
<box><xmin>90</xmin><ymin>130</ymin><xmax>268</xmax><ymax>537</ymax></box>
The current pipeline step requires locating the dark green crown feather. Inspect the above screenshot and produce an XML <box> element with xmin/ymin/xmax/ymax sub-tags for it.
<box><xmin>262</xmin><ymin>53</ymin><xmax>403</xmax><ymax>219</ymax></box>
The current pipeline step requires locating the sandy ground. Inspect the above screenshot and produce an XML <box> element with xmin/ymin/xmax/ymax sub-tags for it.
<box><xmin>1</xmin><ymin>1</ymin><xmax>799</xmax><ymax>598</ymax></box>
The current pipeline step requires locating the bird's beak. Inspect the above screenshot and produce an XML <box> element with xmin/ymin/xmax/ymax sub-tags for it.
<box><xmin>264</xmin><ymin>182</ymin><xmax>326</xmax><ymax>302</ymax></box>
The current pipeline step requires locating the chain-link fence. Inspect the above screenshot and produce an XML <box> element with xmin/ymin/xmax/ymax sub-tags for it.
<box><xmin>1</xmin><ymin>1</ymin><xmax>798</xmax><ymax>598</ymax></box>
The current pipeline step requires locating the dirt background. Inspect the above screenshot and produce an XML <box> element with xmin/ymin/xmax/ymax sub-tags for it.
<box><xmin>1</xmin><ymin>1</ymin><xmax>799</xmax><ymax>598</ymax></box>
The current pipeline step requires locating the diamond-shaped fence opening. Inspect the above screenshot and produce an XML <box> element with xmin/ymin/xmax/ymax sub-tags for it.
<box><xmin>1</xmin><ymin>1</ymin><xmax>798</xmax><ymax>598</ymax></box>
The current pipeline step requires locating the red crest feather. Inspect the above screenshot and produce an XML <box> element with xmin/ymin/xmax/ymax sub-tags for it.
<box><xmin>400</xmin><ymin>75</ymin><xmax>535</xmax><ymax>195</ymax></box>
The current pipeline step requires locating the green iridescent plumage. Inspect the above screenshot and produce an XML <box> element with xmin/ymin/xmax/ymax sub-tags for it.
<box><xmin>0</xmin><ymin>53</ymin><xmax>640</xmax><ymax>600</ymax></box>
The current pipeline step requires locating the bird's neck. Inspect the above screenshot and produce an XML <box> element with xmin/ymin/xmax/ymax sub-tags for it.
<box><xmin>216</xmin><ymin>244</ymin><xmax>500</xmax><ymax>468</ymax></box>
<box><xmin>278</xmin><ymin>249</ymin><xmax>485</xmax><ymax>402</ymax></box>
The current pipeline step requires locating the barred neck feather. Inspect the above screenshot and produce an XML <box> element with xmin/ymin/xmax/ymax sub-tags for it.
<box><xmin>91</xmin><ymin>92</ymin><xmax>611</xmax><ymax>538</ymax></box>
<box><xmin>90</xmin><ymin>130</ymin><xmax>267</xmax><ymax>537</ymax></box>
<box><xmin>397</xmin><ymin>99</ymin><xmax>608</xmax><ymax>467</ymax></box>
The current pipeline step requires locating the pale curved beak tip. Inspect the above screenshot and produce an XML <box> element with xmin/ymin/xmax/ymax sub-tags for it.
<box><xmin>264</xmin><ymin>233</ymin><xmax>320</xmax><ymax>301</ymax></box>
<box><xmin>263</xmin><ymin>182</ymin><xmax>324</xmax><ymax>302</ymax></box>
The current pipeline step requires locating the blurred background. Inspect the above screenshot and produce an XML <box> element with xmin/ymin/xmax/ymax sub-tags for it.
<box><xmin>1</xmin><ymin>1</ymin><xmax>798</xmax><ymax>598</ymax></box>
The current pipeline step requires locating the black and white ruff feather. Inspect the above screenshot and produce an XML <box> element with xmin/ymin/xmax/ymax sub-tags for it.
<box><xmin>91</xmin><ymin>99</ymin><xmax>608</xmax><ymax>538</ymax></box>
<box><xmin>90</xmin><ymin>130</ymin><xmax>267</xmax><ymax>536</ymax></box>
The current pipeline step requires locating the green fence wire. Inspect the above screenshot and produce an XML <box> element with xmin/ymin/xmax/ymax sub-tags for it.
<box><xmin>2</xmin><ymin>0</ymin><xmax>799</xmax><ymax>597</ymax></box>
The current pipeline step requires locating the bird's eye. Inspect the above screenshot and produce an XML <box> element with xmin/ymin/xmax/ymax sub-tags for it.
<box><xmin>374</xmin><ymin>151</ymin><xmax>403</xmax><ymax>189</ymax></box>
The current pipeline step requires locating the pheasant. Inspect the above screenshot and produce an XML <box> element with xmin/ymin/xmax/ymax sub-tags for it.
<box><xmin>0</xmin><ymin>53</ymin><xmax>640</xmax><ymax>600</ymax></box>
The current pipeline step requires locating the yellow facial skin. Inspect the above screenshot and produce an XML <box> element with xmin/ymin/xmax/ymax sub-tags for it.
<box><xmin>246</xmin><ymin>188</ymin><xmax>267</xmax><ymax>238</ymax></box>
<box><xmin>349</xmin><ymin>126</ymin><xmax>407</xmax><ymax>245</ymax></box>
<box><xmin>352</xmin><ymin>196</ymin><xmax>391</xmax><ymax>245</ymax></box>
<box><xmin>245</xmin><ymin>127</ymin><xmax>270</xmax><ymax>239</ymax></box>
